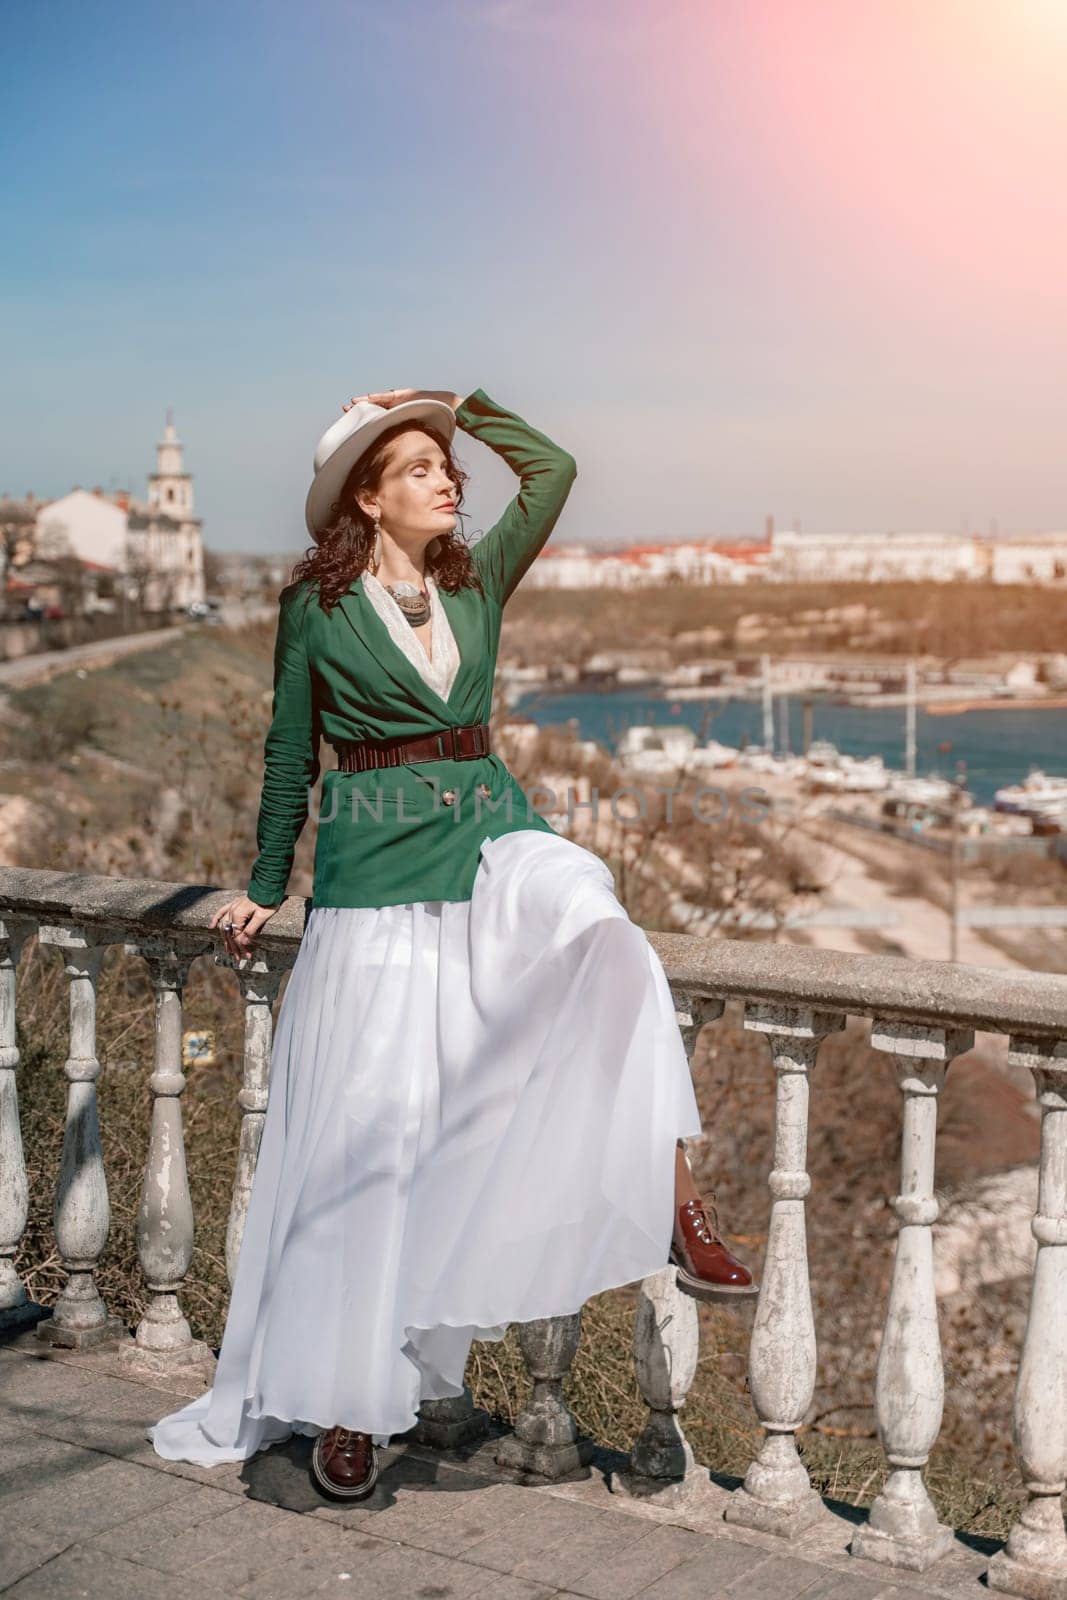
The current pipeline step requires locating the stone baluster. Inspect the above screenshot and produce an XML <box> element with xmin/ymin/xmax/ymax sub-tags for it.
<box><xmin>119</xmin><ymin>938</ymin><xmax>213</xmax><ymax>1378</ymax></box>
<box><xmin>988</xmin><ymin>1036</ymin><xmax>1067</xmax><ymax>1600</ymax></box>
<box><xmin>610</xmin><ymin>989</ymin><xmax>726</xmax><ymax>1505</ymax></box>
<box><xmin>494</xmin><ymin>992</ymin><xmax>723</xmax><ymax>1482</ymax></box>
<box><xmin>34</xmin><ymin>926</ymin><xmax>125</xmax><ymax>1349</ymax></box>
<box><xmin>725</xmin><ymin>1003</ymin><xmax>844</xmax><ymax>1536</ymax></box>
<box><xmin>614</xmin><ymin>1264</ymin><xmax>713</xmax><ymax>1507</ymax></box>
<box><xmin>494</xmin><ymin>1311</ymin><xmax>593</xmax><ymax>1479</ymax></box>
<box><xmin>669</xmin><ymin>988</ymin><xmax>725</xmax><ymax>1157</ymax></box>
<box><xmin>0</xmin><ymin>917</ymin><xmax>46</xmax><ymax>1332</ymax></box>
<box><xmin>225</xmin><ymin>961</ymin><xmax>286</xmax><ymax>1282</ymax></box>
<box><xmin>851</xmin><ymin>1021</ymin><xmax>973</xmax><ymax>1572</ymax></box>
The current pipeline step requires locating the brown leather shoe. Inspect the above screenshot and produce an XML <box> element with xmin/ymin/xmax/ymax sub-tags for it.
<box><xmin>670</xmin><ymin>1193</ymin><xmax>759</xmax><ymax>1301</ymax></box>
<box><xmin>311</xmin><ymin>1426</ymin><xmax>380</xmax><ymax>1499</ymax></box>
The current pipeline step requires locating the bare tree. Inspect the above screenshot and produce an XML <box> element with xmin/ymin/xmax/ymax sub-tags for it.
<box><xmin>0</xmin><ymin>498</ymin><xmax>38</xmax><ymax>617</ymax></box>
<box><xmin>202</xmin><ymin>545</ymin><xmax>225</xmax><ymax>596</ymax></box>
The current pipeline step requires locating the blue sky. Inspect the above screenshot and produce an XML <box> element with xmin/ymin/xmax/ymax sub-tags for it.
<box><xmin>3</xmin><ymin>0</ymin><xmax>1065</xmax><ymax>552</ymax></box>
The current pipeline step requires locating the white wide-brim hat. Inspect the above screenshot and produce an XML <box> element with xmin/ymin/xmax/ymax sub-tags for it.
<box><xmin>305</xmin><ymin>396</ymin><xmax>458</xmax><ymax>541</ymax></box>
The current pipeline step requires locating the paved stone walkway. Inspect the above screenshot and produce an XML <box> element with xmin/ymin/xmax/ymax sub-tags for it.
<box><xmin>0</xmin><ymin>1331</ymin><xmax>999</xmax><ymax>1599</ymax></box>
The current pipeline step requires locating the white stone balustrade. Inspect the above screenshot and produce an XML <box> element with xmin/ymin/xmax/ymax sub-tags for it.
<box><xmin>0</xmin><ymin>866</ymin><xmax>1065</xmax><ymax>1598</ymax></box>
<box><xmin>850</xmin><ymin>1021</ymin><xmax>974</xmax><ymax>1571</ymax></box>
<box><xmin>494</xmin><ymin>1310</ymin><xmax>594</xmax><ymax>1478</ymax></box>
<box><xmin>227</xmin><ymin>962</ymin><xmax>285</xmax><ymax>1281</ymax></box>
<box><xmin>988</xmin><ymin>1036</ymin><xmax>1067</xmax><ymax>1600</ymax></box>
<box><xmin>725</xmin><ymin>1003</ymin><xmax>843</xmax><ymax>1535</ymax></box>
<box><xmin>599</xmin><ymin>988</ymin><xmax>723</xmax><ymax>1511</ymax></box>
<box><xmin>612</xmin><ymin>1263</ymin><xmax>706</xmax><ymax>1508</ymax></box>
<box><xmin>34</xmin><ymin>925</ymin><xmax>125</xmax><ymax>1349</ymax></box>
<box><xmin>118</xmin><ymin>937</ymin><xmax>214</xmax><ymax>1378</ymax></box>
<box><xmin>0</xmin><ymin>915</ymin><xmax>37</xmax><ymax>1333</ymax></box>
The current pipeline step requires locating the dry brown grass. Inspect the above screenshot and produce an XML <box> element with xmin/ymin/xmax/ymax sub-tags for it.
<box><xmin>503</xmin><ymin>579</ymin><xmax>1067</xmax><ymax>663</ymax></box>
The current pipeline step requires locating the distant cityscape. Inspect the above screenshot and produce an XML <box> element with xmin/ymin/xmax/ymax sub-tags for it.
<box><xmin>526</xmin><ymin>522</ymin><xmax>1067</xmax><ymax>588</ymax></box>
<box><xmin>3</xmin><ymin>420</ymin><xmax>1066</xmax><ymax>644</ymax></box>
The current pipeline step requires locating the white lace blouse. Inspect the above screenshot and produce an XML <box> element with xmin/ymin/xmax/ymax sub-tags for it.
<box><xmin>359</xmin><ymin>570</ymin><xmax>462</xmax><ymax>704</ymax></box>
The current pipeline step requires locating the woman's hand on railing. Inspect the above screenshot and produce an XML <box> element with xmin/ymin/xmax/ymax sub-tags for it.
<box><xmin>342</xmin><ymin>388</ymin><xmax>465</xmax><ymax>415</ymax></box>
<box><xmin>210</xmin><ymin>894</ymin><xmax>279</xmax><ymax>962</ymax></box>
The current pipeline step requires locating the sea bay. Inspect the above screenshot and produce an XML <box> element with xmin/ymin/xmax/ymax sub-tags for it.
<box><xmin>511</xmin><ymin>688</ymin><xmax>1067</xmax><ymax>807</ymax></box>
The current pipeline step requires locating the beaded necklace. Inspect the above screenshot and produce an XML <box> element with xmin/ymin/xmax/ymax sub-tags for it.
<box><xmin>381</xmin><ymin>579</ymin><xmax>431</xmax><ymax>627</ymax></box>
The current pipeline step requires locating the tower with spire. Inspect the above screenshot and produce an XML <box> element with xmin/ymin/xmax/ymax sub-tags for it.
<box><xmin>126</xmin><ymin>407</ymin><xmax>205</xmax><ymax>610</ymax></box>
<box><xmin>147</xmin><ymin>407</ymin><xmax>195</xmax><ymax>518</ymax></box>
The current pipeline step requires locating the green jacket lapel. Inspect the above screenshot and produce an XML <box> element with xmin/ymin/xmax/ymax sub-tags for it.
<box><xmin>334</xmin><ymin>576</ymin><xmax>464</xmax><ymax>720</ymax></box>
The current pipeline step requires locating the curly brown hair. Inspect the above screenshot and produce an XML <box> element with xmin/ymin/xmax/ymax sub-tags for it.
<box><xmin>290</xmin><ymin>417</ymin><xmax>486</xmax><ymax>611</ymax></box>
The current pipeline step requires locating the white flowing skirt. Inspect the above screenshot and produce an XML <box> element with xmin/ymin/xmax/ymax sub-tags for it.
<box><xmin>147</xmin><ymin>829</ymin><xmax>704</xmax><ymax>1463</ymax></box>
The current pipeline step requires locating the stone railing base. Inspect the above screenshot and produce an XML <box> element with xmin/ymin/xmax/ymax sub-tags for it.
<box><xmin>494</xmin><ymin>1432</ymin><xmax>594</xmax><ymax>1479</ymax></box>
<box><xmin>850</xmin><ymin>1520</ymin><xmax>955</xmax><ymax>1574</ymax></box>
<box><xmin>611</xmin><ymin>1461</ymin><xmax>720</xmax><ymax>1512</ymax></box>
<box><xmin>35</xmin><ymin>1312</ymin><xmax>127</xmax><ymax>1351</ymax></box>
<box><xmin>724</xmin><ymin>1484</ymin><xmax>826</xmax><ymax>1538</ymax></box>
<box><xmin>987</xmin><ymin>1551</ymin><xmax>1067</xmax><ymax>1600</ymax></box>
<box><xmin>407</xmin><ymin>1390</ymin><xmax>491</xmax><ymax>1450</ymax></box>
<box><xmin>117</xmin><ymin>1338</ymin><xmax>217</xmax><ymax>1383</ymax></box>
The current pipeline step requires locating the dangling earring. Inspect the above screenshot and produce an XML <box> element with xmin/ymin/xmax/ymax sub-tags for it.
<box><xmin>426</xmin><ymin>536</ymin><xmax>443</xmax><ymax>559</ymax></box>
<box><xmin>371</xmin><ymin>516</ymin><xmax>383</xmax><ymax>572</ymax></box>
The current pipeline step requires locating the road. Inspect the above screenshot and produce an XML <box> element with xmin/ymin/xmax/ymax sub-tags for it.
<box><xmin>0</xmin><ymin>604</ymin><xmax>274</xmax><ymax>688</ymax></box>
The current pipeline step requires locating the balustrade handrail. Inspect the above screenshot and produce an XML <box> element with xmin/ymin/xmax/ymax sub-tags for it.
<box><xmin>2</xmin><ymin>865</ymin><xmax>1064</xmax><ymax>1036</ymax></box>
<box><xmin>653</xmin><ymin>929</ymin><xmax>1067</xmax><ymax>1037</ymax></box>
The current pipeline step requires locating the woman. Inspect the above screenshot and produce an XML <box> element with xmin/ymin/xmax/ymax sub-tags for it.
<box><xmin>147</xmin><ymin>385</ymin><xmax>756</xmax><ymax>1500</ymax></box>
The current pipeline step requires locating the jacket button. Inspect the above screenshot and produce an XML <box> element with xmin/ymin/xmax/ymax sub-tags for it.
<box><xmin>441</xmin><ymin>788</ymin><xmax>457</xmax><ymax>806</ymax></box>
<box><xmin>476</xmin><ymin>782</ymin><xmax>491</xmax><ymax>799</ymax></box>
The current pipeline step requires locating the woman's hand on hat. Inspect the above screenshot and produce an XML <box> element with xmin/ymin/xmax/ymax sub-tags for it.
<box><xmin>210</xmin><ymin>893</ymin><xmax>280</xmax><ymax>962</ymax></box>
<box><xmin>343</xmin><ymin>389</ymin><xmax>463</xmax><ymax>415</ymax></box>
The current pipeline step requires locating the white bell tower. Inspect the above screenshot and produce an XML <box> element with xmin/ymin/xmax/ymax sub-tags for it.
<box><xmin>147</xmin><ymin>407</ymin><xmax>194</xmax><ymax>516</ymax></box>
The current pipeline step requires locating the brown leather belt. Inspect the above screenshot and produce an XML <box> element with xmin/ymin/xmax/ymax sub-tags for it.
<box><xmin>335</xmin><ymin>721</ymin><xmax>492</xmax><ymax>774</ymax></box>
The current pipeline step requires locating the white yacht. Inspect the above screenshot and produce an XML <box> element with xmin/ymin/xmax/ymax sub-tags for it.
<box><xmin>993</xmin><ymin>770</ymin><xmax>1067</xmax><ymax>814</ymax></box>
<box><xmin>804</xmin><ymin>751</ymin><xmax>892</xmax><ymax>793</ymax></box>
<box><xmin>617</xmin><ymin>725</ymin><xmax>741</xmax><ymax>777</ymax></box>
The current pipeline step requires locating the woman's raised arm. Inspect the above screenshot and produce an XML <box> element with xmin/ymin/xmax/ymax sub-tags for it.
<box><xmin>454</xmin><ymin>388</ymin><xmax>578</xmax><ymax>606</ymax></box>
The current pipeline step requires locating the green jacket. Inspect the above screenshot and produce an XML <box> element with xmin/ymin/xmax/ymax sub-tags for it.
<box><xmin>246</xmin><ymin>387</ymin><xmax>578</xmax><ymax>910</ymax></box>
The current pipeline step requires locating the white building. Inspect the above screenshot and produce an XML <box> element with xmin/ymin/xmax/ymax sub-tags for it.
<box><xmin>522</xmin><ymin>541</ymin><xmax>767</xmax><ymax>588</ymax></box>
<box><xmin>985</xmin><ymin>536</ymin><xmax>1067</xmax><ymax>585</ymax></box>
<box><xmin>769</xmin><ymin>528</ymin><xmax>981</xmax><ymax>583</ymax></box>
<box><xmin>36</xmin><ymin>489</ymin><xmax>128</xmax><ymax>571</ymax></box>
<box><xmin>33</xmin><ymin>413</ymin><xmax>206</xmax><ymax>612</ymax></box>
<box><xmin>769</xmin><ymin>528</ymin><xmax>1067</xmax><ymax>585</ymax></box>
<box><xmin>1004</xmin><ymin>659</ymin><xmax>1039</xmax><ymax>691</ymax></box>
